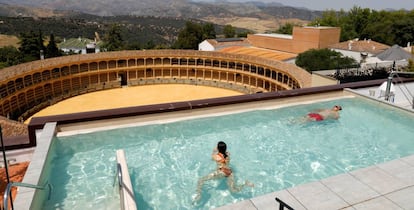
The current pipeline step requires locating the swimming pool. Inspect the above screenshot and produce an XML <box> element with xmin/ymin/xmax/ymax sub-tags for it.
<box><xmin>40</xmin><ymin>97</ymin><xmax>414</xmax><ymax>209</ymax></box>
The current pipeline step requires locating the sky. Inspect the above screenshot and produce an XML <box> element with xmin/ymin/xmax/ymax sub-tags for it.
<box><xmin>209</xmin><ymin>0</ymin><xmax>414</xmax><ymax>11</ymax></box>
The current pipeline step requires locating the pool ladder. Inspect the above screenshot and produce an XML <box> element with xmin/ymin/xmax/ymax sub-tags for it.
<box><xmin>114</xmin><ymin>163</ymin><xmax>125</xmax><ymax>210</ymax></box>
<box><xmin>3</xmin><ymin>182</ymin><xmax>52</xmax><ymax>210</ymax></box>
<box><xmin>114</xmin><ymin>149</ymin><xmax>137</xmax><ymax>210</ymax></box>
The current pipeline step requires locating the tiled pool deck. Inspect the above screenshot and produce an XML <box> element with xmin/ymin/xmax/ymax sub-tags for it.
<box><xmin>214</xmin><ymin>154</ymin><xmax>414</xmax><ymax>210</ymax></box>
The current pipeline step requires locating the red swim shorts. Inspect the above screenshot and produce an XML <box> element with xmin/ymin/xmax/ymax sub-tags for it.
<box><xmin>308</xmin><ymin>113</ymin><xmax>324</xmax><ymax>121</ymax></box>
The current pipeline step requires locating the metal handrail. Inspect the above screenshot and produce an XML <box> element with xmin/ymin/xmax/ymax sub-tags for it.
<box><xmin>275</xmin><ymin>197</ymin><xmax>295</xmax><ymax>210</ymax></box>
<box><xmin>385</xmin><ymin>71</ymin><xmax>414</xmax><ymax>107</ymax></box>
<box><xmin>113</xmin><ymin>163</ymin><xmax>125</xmax><ymax>210</ymax></box>
<box><xmin>3</xmin><ymin>182</ymin><xmax>52</xmax><ymax>210</ymax></box>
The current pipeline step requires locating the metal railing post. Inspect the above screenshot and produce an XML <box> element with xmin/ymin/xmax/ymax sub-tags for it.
<box><xmin>114</xmin><ymin>163</ymin><xmax>125</xmax><ymax>210</ymax></box>
<box><xmin>0</xmin><ymin>127</ymin><xmax>14</xmax><ymax>210</ymax></box>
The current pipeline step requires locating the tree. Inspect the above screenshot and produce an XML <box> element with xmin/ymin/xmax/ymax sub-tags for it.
<box><xmin>101</xmin><ymin>24</ymin><xmax>124</xmax><ymax>51</ymax></box>
<box><xmin>223</xmin><ymin>25</ymin><xmax>236</xmax><ymax>38</ymax></box>
<box><xmin>143</xmin><ymin>40</ymin><xmax>155</xmax><ymax>49</ymax></box>
<box><xmin>0</xmin><ymin>46</ymin><xmax>21</xmax><ymax>68</ymax></box>
<box><xmin>314</xmin><ymin>9</ymin><xmax>342</xmax><ymax>27</ymax></box>
<box><xmin>202</xmin><ymin>23</ymin><xmax>216</xmax><ymax>40</ymax></box>
<box><xmin>18</xmin><ymin>30</ymin><xmax>44</xmax><ymax>62</ymax></box>
<box><xmin>125</xmin><ymin>42</ymin><xmax>141</xmax><ymax>50</ymax></box>
<box><xmin>173</xmin><ymin>21</ymin><xmax>203</xmax><ymax>49</ymax></box>
<box><xmin>275</xmin><ymin>22</ymin><xmax>298</xmax><ymax>35</ymax></box>
<box><xmin>237</xmin><ymin>31</ymin><xmax>250</xmax><ymax>38</ymax></box>
<box><xmin>309</xmin><ymin>7</ymin><xmax>414</xmax><ymax>46</ymax></box>
<box><xmin>295</xmin><ymin>48</ymin><xmax>358</xmax><ymax>72</ymax></box>
<box><xmin>45</xmin><ymin>33</ymin><xmax>62</xmax><ymax>58</ymax></box>
<box><xmin>38</xmin><ymin>29</ymin><xmax>46</xmax><ymax>58</ymax></box>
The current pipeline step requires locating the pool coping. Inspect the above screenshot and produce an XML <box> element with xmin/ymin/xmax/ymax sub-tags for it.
<box><xmin>13</xmin><ymin>122</ymin><xmax>57</xmax><ymax>210</ymax></box>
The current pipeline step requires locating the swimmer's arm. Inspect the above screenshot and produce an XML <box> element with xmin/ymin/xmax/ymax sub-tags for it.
<box><xmin>211</xmin><ymin>148</ymin><xmax>217</xmax><ymax>160</ymax></box>
<box><xmin>311</xmin><ymin>109</ymin><xmax>325</xmax><ymax>113</ymax></box>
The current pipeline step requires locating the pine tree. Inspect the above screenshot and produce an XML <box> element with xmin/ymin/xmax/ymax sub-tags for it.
<box><xmin>45</xmin><ymin>33</ymin><xmax>62</xmax><ymax>58</ymax></box>
<box><xmin>18</xmin><ymin>31</ymin><xmax>42</xmax><ymax>62</ymax></box>
<box><xmin>101</xmin><ymin>24</ymin><xmax>124</xmax><ymax>51</ymax></box>
<box><xmin>38</xmin><ymin>30</ymin><xmax>46</xmax><ymax>59</ymax></box>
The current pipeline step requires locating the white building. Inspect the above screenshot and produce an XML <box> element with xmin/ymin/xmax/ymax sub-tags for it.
<box><xmin>198</xmin><ymin>38</ymin><xmax>250</xmax><ymax>51</ymax></box>
<box><xmin>59</xmin><ymin>37</ymin><xmax>101</xmax><ymax>54</ymax></box>
<box><xmin>327</xmin><ymin>38</ymin><xmax>413</xmax><ymax>70</ymax></box>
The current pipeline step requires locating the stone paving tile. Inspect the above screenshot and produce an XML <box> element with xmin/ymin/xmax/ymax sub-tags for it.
<box><xmin>385</xmin><ymin>186</ymin><xmax>414</xmax><ymax>210</ymax></box>
<box><xmin>350</xmin><ymin>165</ymin><xmax>407</xmax><ymax>194</ymax></box>
<box><xmin>376</xmin><ymin>158</ymin><xmax>414</xmax><ymax>185</ymax></box>
<box><xmin>214</xmin><ymin>155</ymin><xmax>414</xmax><ymax>210</ymax></box>
<box><xmin>342</xmin><ymin>207</ymin><xmax>357</xmax><ymax>210</ymax></box>
<box><xmin>287</xmin><ymin>181</ymin><xmax>348</xmax><ymax>210</ymax></box>
<box><xmin>321</xmin><ymin>173</ymin><xmax>379</xmax><ymax>205</ymax></box>
<box><xmin>351</xmin><ymin>196</ymin><xmax>403</xmax><ymax>210</ymax></box>
<box><xmin>400</xmin><ymin>154</ymin><xmax>414</xmax><ymax>167</ymax></box>
<box><xmin>251</xmin><ymin>190</ymin><xmax>306</xmax><ymax>210</ymax></box>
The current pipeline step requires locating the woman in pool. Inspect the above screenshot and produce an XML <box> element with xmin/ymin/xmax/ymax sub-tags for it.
<box><xmin>194</xmin><ymin>141</ymin><xmax>254</xmax><ymax>202</ymax></box>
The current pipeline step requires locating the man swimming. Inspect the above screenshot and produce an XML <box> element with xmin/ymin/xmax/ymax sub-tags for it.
<box><xmin>306</xmin><ymin>105</ymin><xmax>342</xmax><ymax>121</ymax></box>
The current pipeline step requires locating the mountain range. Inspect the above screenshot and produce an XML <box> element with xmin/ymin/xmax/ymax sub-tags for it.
<box><xmin>0</xmin><ymin>0</ymin><xmax>322</xmax><ymax>20</ymax></box>
<box><xmin>0</xmin><ymin>0</ymin><xmax>324</xmax><ymax>46</ymax></box>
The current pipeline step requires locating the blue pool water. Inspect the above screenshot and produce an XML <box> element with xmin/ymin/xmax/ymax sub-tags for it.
<box><xmin>42</xmin><ymin>97</ymin><xmax>414</xmax><ymax>209</ymax></box>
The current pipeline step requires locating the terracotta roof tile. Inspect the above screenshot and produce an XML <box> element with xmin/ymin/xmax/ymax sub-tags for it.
<box><xmin>219</xmin><ymin>46</ymin><xmax>297</xmax><ymax>61</ymax></box>
<box><xmin>329</xmin><ymin>39</ymin><xmax>390</xmax><ymax>54</ymax></box>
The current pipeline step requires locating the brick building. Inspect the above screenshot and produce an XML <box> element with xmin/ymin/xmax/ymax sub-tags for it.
<box><xmin>247</xmin><ymin>26</ymin><xmax>341</xmax><ymax>54</ymax></box>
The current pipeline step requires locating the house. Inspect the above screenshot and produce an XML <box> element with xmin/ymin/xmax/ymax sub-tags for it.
<box><xmin>198</xmin><ymin>38</ymin><xmax>250</xmax><ymax>51</ymax></box>
<box><xmin>329</xmin><ymin>38</ymin><xmax>390</xmax><ymax>64</ymax></box>
<box><xmin>59</xmin><ymin>37</ymin><xmax>101</xmax><ymax>54</ymax></box>
<box><xmin>330</xmin><ymin>39</ymin><xmax>414</xmax><ymax>70</ymax></box>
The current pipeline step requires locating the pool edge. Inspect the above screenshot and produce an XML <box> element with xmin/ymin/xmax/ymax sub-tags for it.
<box><xmin>13</xmin><ymin>122</ymin><xmax>57</xmax><ymax>210</ymax></box>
